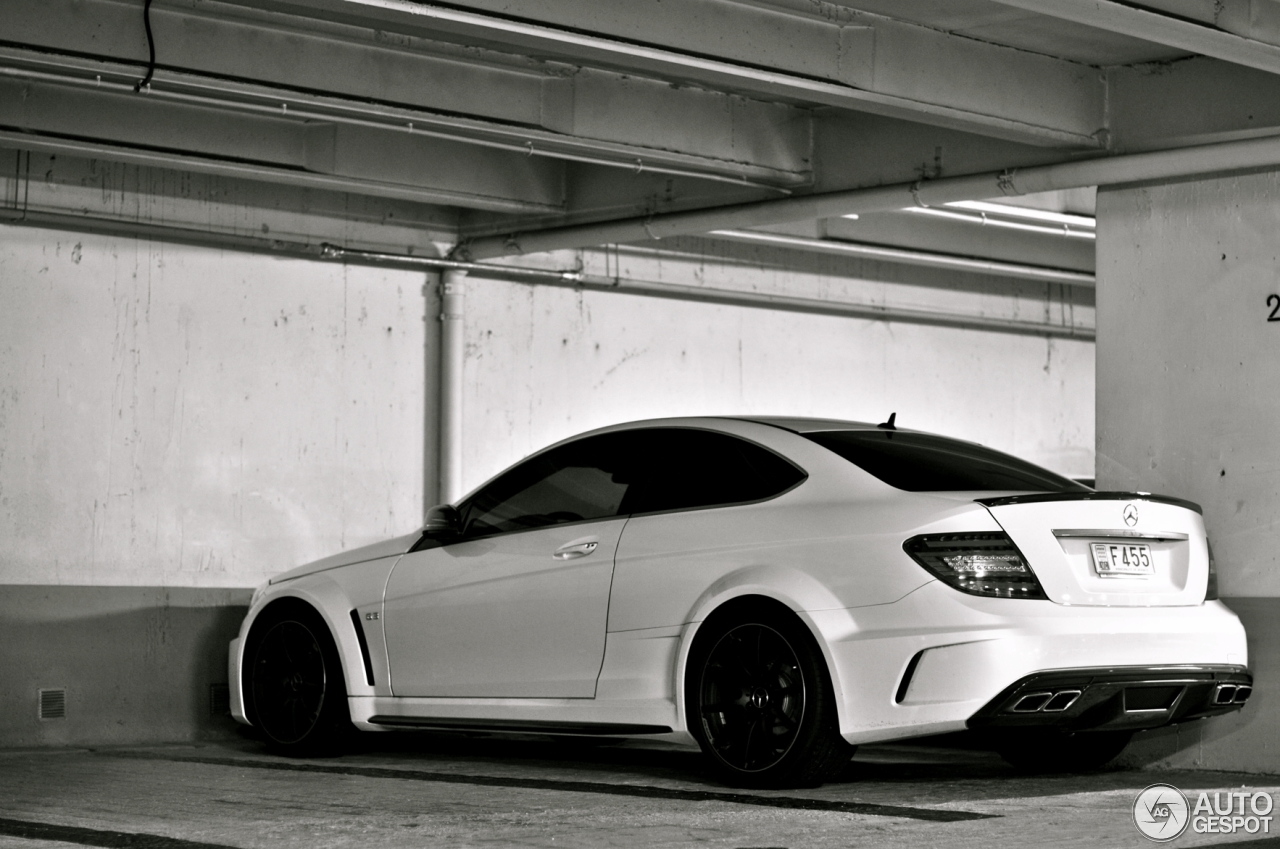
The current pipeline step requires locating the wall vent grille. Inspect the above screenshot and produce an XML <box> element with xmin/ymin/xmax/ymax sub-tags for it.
<box><xmin>209</xmin><ymin>683</ymin><xmax>230</xmax><ymax>717</ymax></box>
<box><xmin>38</xmin><ymin>688</ymin><xmax>66</xmax><ymax>720</ymax></box>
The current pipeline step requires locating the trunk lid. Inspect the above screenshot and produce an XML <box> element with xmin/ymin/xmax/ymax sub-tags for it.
<box><xmin>979</xmin><ymin>492</ymin><xmax>1209</xmax><ymax>606</ymax></box>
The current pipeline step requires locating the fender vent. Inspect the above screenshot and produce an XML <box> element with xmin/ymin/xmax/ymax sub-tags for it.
<box><xmin>350</xmin><ymin>609</ymin><xmax>375</xmax><ymax>686</ymax></box>
<box><xmin>38</xmin><ymin>688</ymin><xmax>66</xmax><ymax>720</ymax></box>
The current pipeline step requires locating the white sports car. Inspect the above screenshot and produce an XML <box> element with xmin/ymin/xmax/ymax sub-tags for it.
<box><xmin>229</xmin><ymin>417</ymin><xmax>1251</xmax><ymax>787</ymax></box>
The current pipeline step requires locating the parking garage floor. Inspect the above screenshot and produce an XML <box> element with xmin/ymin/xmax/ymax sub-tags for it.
<box><xmin>1</xmin><ymin>734</ymin><xmax>1278</xmax><ymax>849</ymax></box>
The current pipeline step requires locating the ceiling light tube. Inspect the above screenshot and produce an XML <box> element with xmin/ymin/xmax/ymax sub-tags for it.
<box><xmin>708</xmin><ymin>229</ymin><xmax>1095</xmax><ymax>285</ymax></box>
<box><xmin>944</xmin><ymin>200</ymin><xmax>1095</xmax><ymax>228</ymax></box>
<box><xmin>900</xmin><ymin>207</ymin><xmax>1096</xmax><ymax>239</ymax></box>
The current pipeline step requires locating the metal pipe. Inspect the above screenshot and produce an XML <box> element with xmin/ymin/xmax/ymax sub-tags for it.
<box><xmin>557</xmin><ymin>274</ymin><xmax>1092</xmax><ymax>340</ymax></box>
<box><xmin>708</xmin><ymin>229</ymin><xmax>1095</xmax><ymax>287</ymax></box>
<box><xmin>462</xmin><ymin>132</ymin><xmax>1280</xmax><ymax>259</ymax></box>
<box><xmin>320</xmin><ymin>245</ymin><xmax>1091</xmax><ymax>340</ymax></box>
<box><xmin>318</xmin><ymin>244</ymin><xmax>586</xmax><ymax>282</ymax></box>
<box><xmin>439</xmin><ymin>270</ymin><xmax>466</xmax><ymax>503</ymax></box>
<box><xmin>0</xmin><ymin>210</ymin><xmax>1091</xmax><ymax>340</ymax></box>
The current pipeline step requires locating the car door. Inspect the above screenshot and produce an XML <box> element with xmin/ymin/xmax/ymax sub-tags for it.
<box><xmin>382</xmin><ymin>432</ymin><xmax>637</xmax><ymax>698</ymax></box>
<box><xmin>607</xmin><ymin>428</ymin><xmax>808</xmax><ymax>633</ymax></box>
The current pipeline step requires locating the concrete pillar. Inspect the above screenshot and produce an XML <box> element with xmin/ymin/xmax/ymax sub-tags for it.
<box><xmin>1097</xmin><ymin>172</ymin><xmax>1280</xmax><ymax>773</ymax></box>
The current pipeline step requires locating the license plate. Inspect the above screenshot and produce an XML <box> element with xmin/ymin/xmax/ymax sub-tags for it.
<box><xmin>1090</xmin><ymin>542</ymin><xmax>1154</xmax><ymax>577</ymax></box>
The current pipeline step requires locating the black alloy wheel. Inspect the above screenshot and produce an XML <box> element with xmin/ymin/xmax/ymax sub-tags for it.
<box><xmin>687</xmin><ymin>602</ymin><xmax>853</xmax><ymax>788</ymax></box>
<box><xmin>248</xmin><ymin>606</ymin><xmax>350</xmax><ymax>755</ymax></box>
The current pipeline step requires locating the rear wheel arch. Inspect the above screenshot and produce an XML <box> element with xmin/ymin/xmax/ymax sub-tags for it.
<box><xmin>676</xmin><ymin>591</ymin><xmax>850</xmax><ymax>735</ymax></box>
<box><xmin>679</xmin><ymin>593</ymin><xmax>853</xmax><ymax>786</ymax></box>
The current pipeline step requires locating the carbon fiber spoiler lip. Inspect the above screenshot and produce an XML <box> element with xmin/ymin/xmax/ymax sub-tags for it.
<box><xmin>977</xmin><ymin>491</ymin><xmax>1203</xmax><ymax>515</ymax></box>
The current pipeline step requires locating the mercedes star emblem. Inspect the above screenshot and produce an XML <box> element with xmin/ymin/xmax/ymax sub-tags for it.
<box><xmin>1124</xmin><ymin>503</ymin><xmax>1139</xmax><ymax>527</ymax></box>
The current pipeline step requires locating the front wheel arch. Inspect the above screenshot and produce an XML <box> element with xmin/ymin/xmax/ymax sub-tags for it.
<box><xmin>242</xmin><ymin>597</ymin><xmax>353</xmax><ymax>754</ymax></box>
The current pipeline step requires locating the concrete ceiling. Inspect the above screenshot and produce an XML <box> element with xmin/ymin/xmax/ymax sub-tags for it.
<box><xmin>5</xmin><ymin>0</ymin><xmax>1280</xmax><ymax>269</ymax></box>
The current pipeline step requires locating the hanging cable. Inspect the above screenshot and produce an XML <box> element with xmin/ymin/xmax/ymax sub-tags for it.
<box><xmin>134</xmin><ymin>0</ymin><xmax>156</xmax><ymax>93</ymax></box>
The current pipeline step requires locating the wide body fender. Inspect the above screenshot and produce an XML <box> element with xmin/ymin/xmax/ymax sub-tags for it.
<box><xmin>230</xmin><ymin>556</ymin><xmax>400</xmax><ymax>724</ymax></box>
<box><xmin>666</xmin><ymin>564</ymin><xmax>862</xmax><ymax>738</ymax></box>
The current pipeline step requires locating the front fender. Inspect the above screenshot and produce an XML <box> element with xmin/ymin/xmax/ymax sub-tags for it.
<box><xmin>232</xmin><ymin>563</ymin><xmax>394</xmax><ymax>726</ymax></box>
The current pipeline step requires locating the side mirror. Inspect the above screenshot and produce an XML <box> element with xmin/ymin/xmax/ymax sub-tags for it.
<box><xmin>423</xmin><ymin>504</ymin><xmax>462</xmax><ymax>538</ymax></box>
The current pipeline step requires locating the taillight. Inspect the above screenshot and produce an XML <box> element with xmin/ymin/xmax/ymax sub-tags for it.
<box><xmin>1206</xmin><ymin>540</ymin><xmax>1219</xmax><ymax>601</ymax></box>
<box><xmin>903</xmin><ymin>532</ymin><xmax>1047</xmax><ymax>600</ymax></box>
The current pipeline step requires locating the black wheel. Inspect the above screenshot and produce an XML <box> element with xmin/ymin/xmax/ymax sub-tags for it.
<box><xmin>686</xmin><ymin>600</ymin><xmax>854</xmax><ymax>788</ymax></box>
<box><xmin>247</xmin><ymin>604</ymin><xmax>351</xmax><ymax>756</ymax></box>
<box><xmin>995</xmin><ymin>729</ymin><xmax>1132</xmax><ymax>773</ymax></box>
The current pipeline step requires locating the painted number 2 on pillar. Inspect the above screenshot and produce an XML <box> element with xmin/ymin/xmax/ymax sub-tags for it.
<box><xmin>1268</xmin><ymin>294</ymin><xmax>1280</xmax><ymax>322</ymax></box>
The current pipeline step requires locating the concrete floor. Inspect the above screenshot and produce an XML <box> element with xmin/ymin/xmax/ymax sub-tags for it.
<box><xmin>1</xmin><ymin>733</ymin><xmax>1278</xmax><ymax>849</ymax></box>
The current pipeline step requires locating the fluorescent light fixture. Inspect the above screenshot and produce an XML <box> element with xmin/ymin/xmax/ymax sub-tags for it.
<box><xmin>842</xmin><ymin>200</ymin><xmax>1096</xmax><ymax>240</ymax></box>
<box><xmin>945</xmin><ymin>200</ymin><xmax>1095</xmax><ymax>229</ymax></box>
<box><xmin>901</xmin><ymin>207</ymin><xmax>1095</xmax><ymax>239</ymax></box>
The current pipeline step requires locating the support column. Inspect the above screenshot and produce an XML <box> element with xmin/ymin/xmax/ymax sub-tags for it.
<box><xmin>439</xmin><ymin>270</ymin><xmax>466</xmax><ymax>504</ymax></box>
<box><xmin>1097</xmin><ymin>171</ymin><xmax>1280</xmax><ymax>773</ymax></box>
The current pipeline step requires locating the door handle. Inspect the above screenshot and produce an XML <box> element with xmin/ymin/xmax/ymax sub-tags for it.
<box><xmin>553</xmin><ymin>541</ymin><xmax>599</xmax><ymax>560</ymax></box>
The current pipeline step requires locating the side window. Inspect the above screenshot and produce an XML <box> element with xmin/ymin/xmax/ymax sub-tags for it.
<box><xmin>619</xmin><ymin>429</ymin><xmax>806</xmax><ymax>515</ymax></box>
<box><xmin>459</xmin><ymin>432</ymin><xmax>635</xmax><ymax>537</ymax></box>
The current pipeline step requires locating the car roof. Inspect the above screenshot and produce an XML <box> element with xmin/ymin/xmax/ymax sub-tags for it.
<box><xmin>730</xmin><ymin>416</ymin><xmax>916</xmax><ymax>434</ymax></box>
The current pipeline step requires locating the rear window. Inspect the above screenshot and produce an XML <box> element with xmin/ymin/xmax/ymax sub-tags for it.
<box><xmin>803</xmin><ymin>430</ymin><xmax>1088</xmax><ymax>493</ymax></box>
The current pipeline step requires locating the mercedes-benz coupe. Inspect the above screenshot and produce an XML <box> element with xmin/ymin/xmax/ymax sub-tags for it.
<box><xmin>230</xmin><ymin>417</ymin><xmax>1250</xmax><ymax>787</ymax></box>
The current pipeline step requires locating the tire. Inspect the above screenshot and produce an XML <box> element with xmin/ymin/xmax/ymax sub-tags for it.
<box><xmin>246</xmin><ymin>602</ymin><xmax>352</xmax><ymax>756</ymax></box>
<box><xmin>685</xmin><ymin>599</ymin><xmax>854</xmax><ymax>788</ymax></box>
<box><xmin>995</xmin><ymin>729</ymin><xmax>1132</xmax><ymax>773</ymax></box>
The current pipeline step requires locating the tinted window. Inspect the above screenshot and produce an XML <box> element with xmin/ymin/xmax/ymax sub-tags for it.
<box><xmin>458</xmin><ymin>428</ymin><xmax>806</xmax><ymax>537</ymax></box>
<box><xmin>619</xmin><ymin>429</ymin><xmax>806</xmax><ymax>515</ymax></box>
<box><xmin>461</xmin><ymin>433</ymin><xmax>633</xmax><ymax>537</ymax></box>
<box><xmin>804</xmin><ymin>430</ymin><xmax>1087</xmax><ymax>493</ymax></box>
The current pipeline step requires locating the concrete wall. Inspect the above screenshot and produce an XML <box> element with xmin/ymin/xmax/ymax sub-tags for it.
<box><xmin>458</xmin><ymin>238</ymin><xmax>1096</xmax><ymax>495</ymax></box>
<box><xmin>0</xmin><ymin>586</ymin><xmax>249</xmax><ymax>747</ymax></box>
<box><xmin>0</xmin><ymin>225</ymin><xmax>430</xmax><ymax>589</ymax></box>
<box><xmin>1097</xmin><ymin>174</ymin><xmax>1280</xmax><ymax>774</ymax></box>
<box><xmin>0</xmin><ymin>224</ymin><xmax>430</xmax><ymax>745</ymax></box>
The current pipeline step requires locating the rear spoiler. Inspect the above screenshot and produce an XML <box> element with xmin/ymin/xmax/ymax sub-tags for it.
<box><xmin>977</xmin><ymin>491</ymin><xmax>1203</xmax><ymax>515</ymax></box>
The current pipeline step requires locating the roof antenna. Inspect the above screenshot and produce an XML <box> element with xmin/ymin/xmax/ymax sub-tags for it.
<box><xmin>877</xmin><ymin>412</ymin><xmax>897</xmax><ymax>430</ymax></box>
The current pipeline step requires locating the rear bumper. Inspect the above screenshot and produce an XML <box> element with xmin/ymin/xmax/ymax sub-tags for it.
<box><xmin>966</xmin><ymin>665</ymin><xmax>1252</xmax><ymax>734</ymax></box>
<box><xmin>809</xmin><ymin>581</ymin><xmax>1249</xmax><ymax>745</ymax></box>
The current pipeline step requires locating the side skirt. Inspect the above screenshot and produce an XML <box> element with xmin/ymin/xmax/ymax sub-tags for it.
<box><xmin>367</xmin><ymin>716</ymin><xmax>672</xmax><ymax>735</ymax></box>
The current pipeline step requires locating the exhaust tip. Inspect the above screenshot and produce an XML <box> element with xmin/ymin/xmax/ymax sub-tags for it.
<box><xmin>1011</xmin><ymin>692</ymin><xmax>1053</xmax><ymax>712</ymax></box>
<box><xmin>1042</xmin><ymin>689</ymin><xmax>1082</xmax><ymax>712</ymax></box>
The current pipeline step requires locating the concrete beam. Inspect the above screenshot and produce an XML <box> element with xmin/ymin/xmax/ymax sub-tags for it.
<box><xmin>1135</xmin><ymin>0</ymin><xmax>1280</xmax><ymax>47</ymax></box>
<box><xmin>0</xmin><ymin>76</ymin><xmax>568</xmax><ymax>214</ymax></box>
<box><xmin>990</xmin><ymin>0</ymin><xmax>1280</xmax><ymax>75</ymax></box>
<box><xmin>224</xmin><ymin>0</ymin><xmax>1107</xmax><ymax>147</ymax></box>
<box><xmin>3</xmin><ymin>0</ymin><xmax>810</xmax><ymax>187</ymax></box>
<box><xmin>1108</xmin><ymin>56</ymin><xmax>1280</xmax><ymax>151</ymax></box>
<box><xmin>462</xmin><ymin>133</ymin><xmax>1280</xmax><ymax>258</ymax></box>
